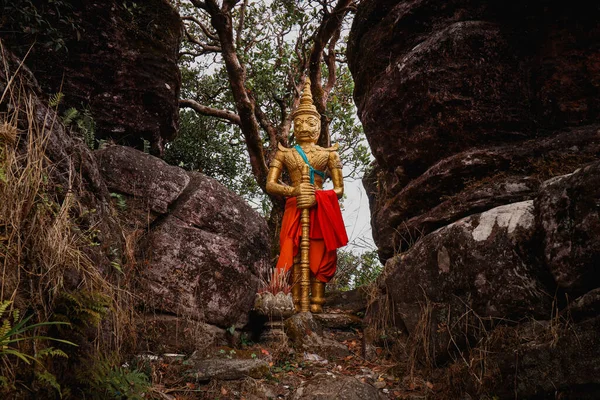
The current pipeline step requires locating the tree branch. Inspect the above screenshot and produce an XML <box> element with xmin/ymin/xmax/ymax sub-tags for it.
<box><xmin>188</xmin><ymin>0</ymin><xmax>207</xmax><ymax>10</ymax></box>
<box><xmin>183</xmin><ymin>27</ymin><xmax>222</xmax><ymax>53</ymax></box>
<box><xmin>179</xmin><ymin>99</ymin><xmax>241</xmax><ymax>125</ymax></box>
<box><xmin>308</xmin><ymin>0</ymin><xmax>353</xmax><ymax>147</ymax></box>
<box><xmin>182</xmin><ymin>15</ymin><xmax>219</xmax><ymax>41</ymax></box>
<box><xmin>201</xmin><ymin>3</ymin><xmax>270</xmax><ymax>189</ymax></box>
<box><xmin>324</xmin><ymin>27</ymin><xmax>340</xmax><ymax>96</ymax></box>
<box><xmin>223</xmin><ymin>0</ymin><xmax>241</xmax><ymax>13</ymax></box>
<box><xmin>235</xmin><ymin>0</ymin><xmax>248</xmax><ymax>49</ymax></box>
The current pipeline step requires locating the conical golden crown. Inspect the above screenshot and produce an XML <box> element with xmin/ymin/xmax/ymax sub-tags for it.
<box><xmin>292</xmin><ymin>78</ymin><xmax>320</xmax><ymax>119</ymax></box>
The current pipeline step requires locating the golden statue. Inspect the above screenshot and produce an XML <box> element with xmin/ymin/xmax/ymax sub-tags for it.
<box><xmin>266</xmin><ymin>79</ymin><xmax>348</xmax><ymax>313</ymax></box>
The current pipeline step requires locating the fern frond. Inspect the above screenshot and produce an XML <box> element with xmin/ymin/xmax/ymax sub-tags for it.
<box><xmin>36</xmin><ymin>369</ymin><xmax>62</xmax><ymax>396</ymax></box>
<box><xmin>48</xmin><ymin>92</ymin><xmax>64</xmax><ymax>108</ymax></box>
<box><xmin>37</xmin><ymin>347</ymin><xmax>69</xmax><ymax>359</ymax></box>
<box><xmin>0</xmin><ymin>300</ymin><xmax>11</xmax><ymax>317</ymax></box>
<box><xmin>62</xmin><ymin>108</ymin><xmax>79</xmax><ymax>126</ymax></box>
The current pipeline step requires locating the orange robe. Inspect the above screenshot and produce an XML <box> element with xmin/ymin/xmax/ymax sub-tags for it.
<box><xmin>275</xmin><ymin>190</ymin><xmax>348</xmax><ymax>282</ymax></box>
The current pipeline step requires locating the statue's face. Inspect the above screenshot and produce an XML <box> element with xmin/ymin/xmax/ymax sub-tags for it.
<box><xmin>294</xmin><ymin>114</ymin><xmax>320</xmax><ymax>143</ymax></box>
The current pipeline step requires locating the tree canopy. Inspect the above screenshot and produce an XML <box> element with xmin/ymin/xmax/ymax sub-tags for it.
<box><xmin>168</xmin><ymin>0</ymin><xmax>370</xmax><ymax>216</ymax></box>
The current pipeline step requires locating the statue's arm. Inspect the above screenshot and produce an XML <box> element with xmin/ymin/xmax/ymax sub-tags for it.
<box><xmin>328</xmin><ymin>151</ymin><xmax>344</xmax><ymax>199</ymax></box>
<box><xmin>266</xmin><ymin>151</ymin><xmax>295</xmax><ymax>197</ymax></box>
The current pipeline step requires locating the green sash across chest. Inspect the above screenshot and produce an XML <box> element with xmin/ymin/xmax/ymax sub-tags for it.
<box><xmin>294</xmin><ymin>145</ymin><xmax>326</xmax><ymax>185</ymax></box>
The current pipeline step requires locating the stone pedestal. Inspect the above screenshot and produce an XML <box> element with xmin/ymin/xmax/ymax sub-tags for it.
<box><xmin>254</xmin><ymin>292</ymin><xmax>295</xmax><ymax>343</ymax></box>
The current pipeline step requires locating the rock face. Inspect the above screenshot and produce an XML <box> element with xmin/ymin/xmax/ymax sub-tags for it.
<box><xmin>96</xmin><ymin>146</ymin><xmax>190</xmax><ymax>213</ymax></box>
<box><xmin>537</xmin><ymin>162</ymin><xmax>600</xmax><ymax>295</ymax></box>
<box><xmin>291</xmin><ymin>373</ymin><xmax>383</xmax><ymax>400</ymax></box>
<box><xmin>0</xmin><ymin>40</ymin><xmax>119</xmax><ymax>278</ymax></box>
<box><xmin>2</xmin><ymin>0</ymin><xmax>182</xmax><ymax>155</ymax></box>
<box><xmin>284</xmin><ymin>313</ymin><xmax>350</xmax><ymax>360</ymax></box>
<box><xmin>349</xmin><ymin>0</ymin><xmax>600</xmax><ymax>260</ymax></box>
<box><xmin>349</xmin><ymin>1</ymin><xmax>600</xmax><ymax>397</ymax></box>
<box><xmin>95</xmin><ymin>145</ymin><xmax>271</xmax><ymax>336</ymax></box>
<box><xmin>381</xmin><ymin>201</ymin><xmax>553</xmax><ymax>360</ymax></box>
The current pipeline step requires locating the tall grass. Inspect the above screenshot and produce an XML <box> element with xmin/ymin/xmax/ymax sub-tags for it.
<box><xmin>0</xmin><ymin>45</ymin><xmax>136</xmax><ymax>396</ymax></box>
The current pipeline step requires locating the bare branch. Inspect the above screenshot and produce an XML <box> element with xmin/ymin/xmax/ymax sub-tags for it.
<box><xmin>235</xmin><ymin>0</ymin><xmax>248</xmax><ymax>49</ymax></box>
<box><xmin>308</xmin><ymin>0</ymin><xmax>354</xmax><ymax>147</ymax></box>
<box><xmin>182</xmin><ymin>15</ymin><xmax>219</xmax><ymax>41</ymax></box>
<box><xmin>179</xmin><ymin>51</ymin><xmax>204</xmax><ymax>59</ymax></box>
<box><xmin>183</xmin><ymin>27</ymin><xmax>222</xmax><ymax>53</ymax></box>
<box><xmin>323</xmin><ymin>26</ymin><xmax>341</xmax><ymax>96</ymax></box>
<box><xmin>223</xmin><ymin>0</ymin><xmax>241</xmax><ymax>13</ymax></box>
<box><xmin>198</xmin><ymin>1</ymin><xmax>270</xmax><ymax>189</ymax></box>
<box><xmin>188</xmin><ymin>0</ymin><xmax>207</xmax><ymax>9</ymax></box>
<box><xmin>180</xmin><ymin>99</ymin><xmax>241</xmax><ymax>125</ymax></box>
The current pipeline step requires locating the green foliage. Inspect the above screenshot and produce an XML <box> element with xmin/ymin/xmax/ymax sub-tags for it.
<box><xmin>62</xmin><ymin>106</ymin><xmax>96</xmax><ymax>149</ymax></box>
<box><xmin>35</xmin><ymin>369</ymin><xmax>63</xmax><ymax>396</ymax></box>
<box><xmin>142</xmin><ymin>139</ymin><xmax>151</xmax><ymax>154</ymax></box>
<box><xmin>0</xmin><ymin>0</ymin><xmax>83</xmax><ymax>52</ymax></box>
<box><xmin>78</xmin><ymin>355</ymin><xmax>150</xmax><ymax>400</ymax></box>
<box><xmin>164</xmin><ymin>109</ymin><xmax>266</xmax><ymax>208</ymax></box>
<box><xmin>53</xmin><ymin>291</ymin><xmax>110</xmax><ymax>334</ymax></box>
<box><xmin>0</xmin><ymin>300</ymin><xmax>76</xmax><ymax>396</ymax></box>
<box><xmin>329</xmin><ymin>250</ymin><xmax>383</xmax><ymax>291</ymax></box>
<box><xmin>227</xmin><ymin>325</ymin><xmax>236</xmax><ymax>335</ymax></box>
<box><xmin>52</xmin><ymin>93</ymin><xmax>97</xmax><ymax>149</ymax></box>
<box><xmin>0</xmin><ymin>301</ymin><xmax>76</xmax><ymax>364</ymax></box>
<box><xmin>48</xmin><ymin>92</ymin><xmax>65</xmax><ymax>108</ymax></box>
<box><xmin>110</xmin><ymin>192</ymin><xmax>127</xmax><ymax>211</ymax></box>
<box><xmin>62</xmin><ymin>107</ymin><xmax>79</xmax><ymax>126</ymax></box>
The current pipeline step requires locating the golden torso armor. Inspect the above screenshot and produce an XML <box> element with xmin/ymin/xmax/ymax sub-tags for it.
<box><xmin>270</xmin><ymin>143</ymin><xmax>342</xmax><ymax>191</ymax></box>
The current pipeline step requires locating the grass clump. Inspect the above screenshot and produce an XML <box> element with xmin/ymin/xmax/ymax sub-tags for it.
<box><xmin>0</xmin><ymin>44</ymin><xmax>136</xmax><ymax>397</ymax></box>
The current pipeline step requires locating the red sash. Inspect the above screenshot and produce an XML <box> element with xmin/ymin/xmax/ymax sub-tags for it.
<box><xmin>275</xmin><ymin>190</ymin><xmax>348</xmax><ymax>282</ymax></box>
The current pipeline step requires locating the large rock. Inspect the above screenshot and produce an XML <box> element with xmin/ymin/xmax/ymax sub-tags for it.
<box><xmin>365</xmin><ymin>126</ymin><xmax>600</xmax><ymax>260</ymax></box>
<box><xmin>324</xmin><ymin>288</ymin><xmax>369</xmax><ymax>315</ymax></box>
<box><xmin>1</xmin><ymin>0</ymin><xmax>182</xmax><ymax>154</ymax></box>
<box><xmin>379</xmin><ymin>201</ymin><xmax>552</xmax><ymax>360</ymax></box>
<box><xmin>95</xmin><ymin>146</ymin><xmax>271</xmax><ymax>332</ymax></box>
<box><xmin>563</xmin><ymin>288</ymin><xmax>600</xmax><ymax>323</ymax></box>
<box><xmin>536</xmin><ymin>161</ymin><xmax>600</xmax><ymax>295</ymax></box>
<box><xmin>349</xmin><ymin>1</ymin><xmax>600</xmax><ymax>396</ymax></box>
<box><xmin>284</xmin><ymin>313</ymin><xmax>351</xmax><ymax>360</ymax></box>
<box><xmin>95</xmin><ymin>146</ymin><xmax>190</xmax><ymax>213</ymax></box>
<box><xmin>349</xmin><ymin>1</ymin><xmax>600</xmax><ymax>261</ymax></box>
<box><xmin>136</xmin><ymin>314</ymin><xmax>227</xmax><ymax>354</ymax></box>
<box><xmin>291</xmin><ymin>373</ymin><xmax>384</xmax><ymax>400</ymax></box>
<box><xmin>350</xmin><ymin>0</ymin><xmax>600</xmax><ymax>175</ymax></box>
<box><xmin>455</xmin><ymin>317</ymin><xmax>600</xmax><ymax>399</ymax></box>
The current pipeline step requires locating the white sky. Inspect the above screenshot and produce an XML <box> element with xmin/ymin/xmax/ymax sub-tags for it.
<box><xmin>341</xmin><ymin>176</ymin><xmax>375</xmax><ymax>254</ymax></box>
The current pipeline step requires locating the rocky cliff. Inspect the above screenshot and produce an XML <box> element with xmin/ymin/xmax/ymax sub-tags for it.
<box><xmin>0</xmin><ymin>5</ymin><xmax>269</xmax><ymax>389</ymax></box>
<box><xmin>349</xmin><ymin>0</ymin><xmax>600</xmax><ymax>260</ymax></box>
<box><xmin>1</xmin><ymin>0</ymin><xmax>182</xmax><ymax>155</ymax></box>
<box><xmin>349</xmin><ymin>0</ymin><xmax>600</xmax><ymax>397</ymax></box>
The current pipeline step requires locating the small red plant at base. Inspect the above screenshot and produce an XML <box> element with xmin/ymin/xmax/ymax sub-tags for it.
<box><xmin>258</xmin><ymin>267</ymin><xmax>291</xmax><ymax>295</ymax></box>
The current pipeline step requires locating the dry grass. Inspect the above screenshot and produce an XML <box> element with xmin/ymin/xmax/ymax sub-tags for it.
<box><xmin>407</xmin><ymin>289</ymin><xmax>434</xmax><ymax>379</ymax></box>
<box><xmin>393</xmin><ymin>222</ymin><xmax>424</xmax><ymax>254</ymax></box>
<box><xmin>0</xmin><ymin>47</ymin><xmax>135</xmax><ymax>393</ymax></box>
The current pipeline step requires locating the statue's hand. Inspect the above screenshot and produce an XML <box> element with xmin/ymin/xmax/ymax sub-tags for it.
<box><xmin>293</xmin><ymin>182</ymin><xmax>316</xmax><ymax>209</ymax></box>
